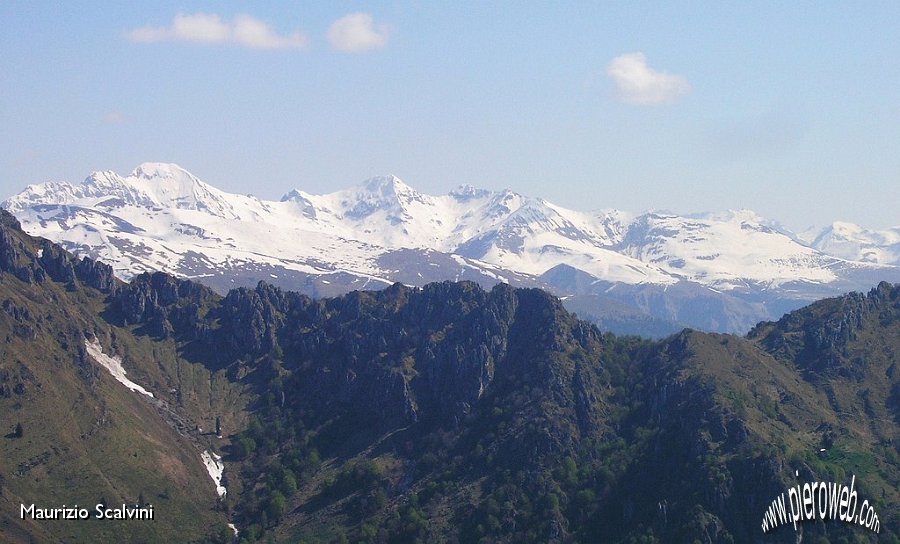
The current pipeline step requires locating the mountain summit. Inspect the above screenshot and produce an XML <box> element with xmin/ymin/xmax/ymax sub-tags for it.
<box><xmin>6</xmin><ymin>162</ymin><xmax>242</xmax><ymax>220</ymax></box>
<box><xmin>4</xmin><ymin>164</ymin><xmax>900</xmax><ymax>335</ymax></box>
<box><xmin>808</xmin><ymin>221</ymin><xmax>900</xmax><ymax>265</ymax></box>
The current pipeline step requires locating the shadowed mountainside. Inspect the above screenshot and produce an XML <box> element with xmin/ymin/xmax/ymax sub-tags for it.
<box><xmin>0</xmin><ymin>209</ymin><xmax>896</xmax><ymax>543</ymax></box>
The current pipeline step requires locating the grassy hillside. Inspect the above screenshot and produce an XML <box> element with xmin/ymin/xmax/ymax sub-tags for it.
<box><xmin>0</xmin><ymin>211</ymin><xmax>249</xmax><ymax>543</ymax></box>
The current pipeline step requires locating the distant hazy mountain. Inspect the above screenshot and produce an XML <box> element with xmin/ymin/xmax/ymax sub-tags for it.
<box><xmin>5</xmin><ymin>163</ymin><xmax>900</xmax><ymax>335</ymax></box>
<box><xmin>804</xmin><ymin>221</ymin><xmax>900</xmax><ymax>265</ymax></box>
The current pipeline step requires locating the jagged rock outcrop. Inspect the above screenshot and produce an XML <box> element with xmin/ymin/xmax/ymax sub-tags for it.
<box><xmin>0</xmin><ymin>209</ymin><xmax>118</xmax><ymax>295</ymax></box>
<box><xmin>0</xmin><ymin>216</ymin><xmax>36</xmax><ymax>284</ymax></box>
<box><xmin>74</xmin><ymin>255</ymin><xmax>116</xmax><ymax>293</ymax></box>
<box><xmin>751</xmin><ymin>280</ymin><xmax>900</xmax><ymax>379</ymax></box>
<box><xmin>218</xmin><ymin>282</ymin><xmax>287</xmax><ymax>358</ymax></box>
<box><xmin>37</xmin><ymin>239</ymin><xmax>76</xmax><ymax>285</ymax></box>
<box><xmin>112</xmin><ymin>271</ymin><xmax>215</xmax><ymax>338</ymax></box>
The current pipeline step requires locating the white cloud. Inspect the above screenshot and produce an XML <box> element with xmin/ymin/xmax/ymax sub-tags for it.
<box><xmin>170</xmin><ymin>13</ymin><xmax>231</xmax><ymax>43</ymax></box>
<box><xmin>327</xmin><ymin>13</ymin><xmax>390</xmax><ymax>52</ymax></box>
<box><xmin>233</xmin><ymin>15</ymin><xmax>307</xmax><ymax>49</ymax></box>
<box><xmin>606</xmin><ymin>52</ymin><xmax>690</xmax><ymax>105</ymax></box>
<box><xmin>127</xmin><ymin>13</ymin><xmax>307</xmax><ymax>49</ymax></box>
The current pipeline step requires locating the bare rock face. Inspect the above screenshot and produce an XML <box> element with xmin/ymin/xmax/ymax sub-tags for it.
<box><xmin>74</xmin><ymin>255</ymin><xmax>116</xmax><ymax>293</ymax></box>
<box><xmin>752</xmin><ymin>280</ymin><xmax>900</xmax><ymax>379</ymax></box>
<box><xmin>38</xmin><ymin>239</ymin><xmax>76</xmax><ymax>285</ymax></box>
<box><xmin>0</xmin><ymin>210</ymin><xmax>117</xmax><ymax>295</ymax></box>
<box><xmin>112</xmin><ymin>271</ymin><xmax>215</xmax><ymax>339</ymax></box>
<box><xmin>0</xmin><ymin>217</ymin><xmax>35</xmax><ymax>284</ymax></box>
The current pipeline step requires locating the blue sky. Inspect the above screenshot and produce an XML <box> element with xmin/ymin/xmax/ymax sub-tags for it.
<box><xmin>1</xmin><ymin>2</ymin><xmax>898</xmax><ymax>230</ymax></box>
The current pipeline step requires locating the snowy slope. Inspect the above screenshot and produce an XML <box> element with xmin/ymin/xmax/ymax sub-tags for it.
<box><xmin>6</xmin><ymin>164</ymin><xmax>393</xmax><ymax>283</ymax></box>
<box><xmin>84</xmin><ymin>338</ymin><xmax>154</xmax><ymax>398</ymax></box>
<box><xmin>4</xmin><ymin>163</ymin><xmax>897</xmax><ymax>305</ymax></box>
<box><xmin>616</xmin><ymin>210</ymin><xmax>846</xmax><ymax>290</ymax></box>
<box><xmin>4</xmin><ymin>164</ymin><xmax>673</xmax><ymax>288</ymax></box>
<box><xmin>807</xmin><ymin>221</ymin><xmax>900</xmax><ymax>266</ymax></box>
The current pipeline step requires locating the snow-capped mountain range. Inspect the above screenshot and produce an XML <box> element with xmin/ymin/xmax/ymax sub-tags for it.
<box><xmin>5</xmin><ymin>163</ymin><xmax>899</xmax><ymax>335</ymax></box>
<box><xmin>802</xmin><ymin>221</ymin><xmax>900</xmax><ymax>266</ymax></box>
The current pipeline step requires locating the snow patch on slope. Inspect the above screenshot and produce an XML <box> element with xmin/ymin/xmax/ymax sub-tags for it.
<box><xmin>201</xmin><ymin>450</ymin><xmax>226</xmax><ymax>498</ymax></box>
<box><xmin>84</xmin><ymin>339</ymin><xmax>154</xmax><ymax>398</ymax></box>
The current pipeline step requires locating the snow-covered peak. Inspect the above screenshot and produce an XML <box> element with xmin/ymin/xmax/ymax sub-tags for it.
<box><xmin>85</xmin><ymin>169</ymin><xmax>126</xmax><ymax>188</ymax></box>
<box><xmin>615</xmin><ymin>209</ymin><xmax>853</xmax><ymax>288</ymax></box>
<box><xmin>109</xmin><ymin>163</ymin><xmax>245</xmax><ymax>218</ymax></box>
<box><xmin>449</xmin><ymin>184</ymin><xmax>493</xmax><ymax>201</ymax></box>
<box><xmin>692</xmin><ymin>209</ymin><xmax>767</xmax><ymax>224</ymax></box>
<box><xmin>279</xmin><ymin>189</ymin><xmax>317</xmax><ymax>219</ymax></box>
<box><xmin>5</xmin><ymin>164</ymin><xmax>898</xmax><ymax>298</ymax></box>
<box><xmin>4</xmin><ymin>163</ymin><xmax>244</xmax><ymax>220</ymax></box>
<box><xmin>592</xmin><ymin>208</ymin><xmax>633</xmax><ymax>223</ymax></box>
<box><xmin>3</xmin><ymin>181</ymin><xmax>78</xmax><ymax>212</ymax></box>
<box><xmin>331</xmin><ymin>175</ymin><xmax>431</xmax><ymax>221</ymax></box>
<box><xmin>123</xmin><ymin>163</ymin><xmax>234</xmax><ymax>215</ymax></box>
<box><xmin>129</xmin><ymin>162</ymin><xmax>192</xmax><ymax>181</ymax></box>
<box><xmin>480</xmin><ymin>188</ymin><xmax>526</xmax><ymax>219</ymax></box>
<box><xmin>3</xmin><ymin>168</ymin><xmax>139</xmax><ymax>212</ymax></box>
<box><xmin>819</xmin><ymin>221</ymin><xmax>874</xmax><ymax>239</ymax></box>
<box><xmin>810</xmin><ymin>221</ymin><xmax>900</xmax><ymax>265</ymax></box>
<box><xmin>359</xmin><ymin>174</ymin><xmax>412</xmax><ymax>195</ymax></box>
<box><xmin>280</xmin><ymin>188</ymin><xmax>308</xmax><ymax>202</ymax></box>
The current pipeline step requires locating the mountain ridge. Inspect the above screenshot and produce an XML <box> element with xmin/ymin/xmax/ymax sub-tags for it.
<box><xmin>5</xmin><ymin>163</ymin><xmax>900</xmax><ymax>336</ymax></box>
<box><xmin>0</xmin><ymin>207</ymin><xmax>896</xmax><ymax>542</ymax></box>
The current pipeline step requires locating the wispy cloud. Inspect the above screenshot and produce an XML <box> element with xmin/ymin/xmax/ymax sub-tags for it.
<box><xmin>607</xmin><ymin>52</ymin><xmax>690</xmax><ymax>105</ymax></box>
<box><xmin>327</xmin><ymin>13</ymin><xmax>390</xmax><ymax>53</ymax></box>
<box><xmin>127</xmin><ymin>13</ymin><xmax>308</xmax><ymax>49</ymax></box>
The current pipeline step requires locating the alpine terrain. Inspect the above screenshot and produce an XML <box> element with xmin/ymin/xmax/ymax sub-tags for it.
<box><xmin>0</xmin><ymin>209</ymin><xmax>897</xmax><ymax>543</ymax></box>
<box><xmin>5</xmin><ymin>163</ymin><xmax>900</xmax><ymax>336</ymax></box>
